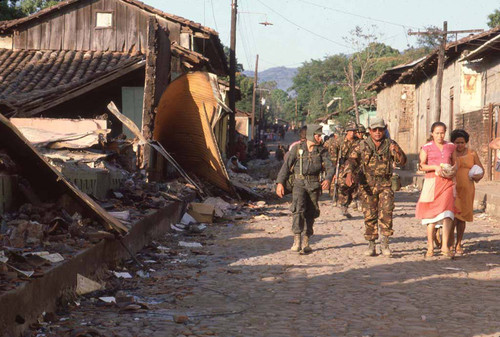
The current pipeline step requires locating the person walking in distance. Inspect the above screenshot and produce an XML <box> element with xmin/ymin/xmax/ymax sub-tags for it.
<box><xmin>276</xmin><ymin>125</ymin><xmax>334</xmax><ymax>254</ymax></box>
<box><xmin>345</xmin><ymin>117</ymin><xmax>407</xmax><ymax>257</ymax></box>
<box><xmin>331</xmin><ymin>122</ymin><xmax>359</xmax><ymax>218</ymax></box>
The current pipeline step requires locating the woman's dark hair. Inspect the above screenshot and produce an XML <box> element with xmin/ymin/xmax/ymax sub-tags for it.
<box><xmin>430</xmin><ymin>121</ymin><xmax>447</xmax><ymax>133</ymax></box>
<box><xmin>450</xmin><ymin>129</ymin><xmax>470</xmax><ymax>143</ymax></box>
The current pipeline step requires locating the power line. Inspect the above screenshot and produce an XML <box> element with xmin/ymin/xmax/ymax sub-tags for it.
<box><xmin>254</xmin><ymin>0</ymin><xmax>350</xmax><ymax>49</ymax></box>
<box><xmin>210</xmin><ymin>0</ymin><xmax>219</xmax><ymax>31</ymax></box>
<box><xmin>293</xmin><ymin>0</ymin><xmax>420</xmax><ymax>30</ymax></box>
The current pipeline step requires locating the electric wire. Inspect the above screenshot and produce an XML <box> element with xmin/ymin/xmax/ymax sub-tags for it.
<box><xmin>254</xmin><ymin>0</ymin><xmax>351</xmax><ymax>49</ymax></box>
<box><xmin>292</xmin><ymin>0</ymin><xmax>420</xmax><ymax>30</ymax></box>
<box><xmin>210</xmin><ymin>0</ymin><xmax>219</xmax><ymax>32</ymax></box>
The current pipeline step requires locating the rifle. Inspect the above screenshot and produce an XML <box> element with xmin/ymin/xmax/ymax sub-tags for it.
<box><xmin>332</xmin><ymin>147</ymin><xmax>341</xmax><ymax>205</ymax></box>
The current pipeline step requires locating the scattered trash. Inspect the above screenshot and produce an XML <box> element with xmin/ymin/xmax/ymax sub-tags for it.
<box><xmin>203</xmin><ymin>197</ymin><xmax>233</xmax><ymax>217</ymax></box>
<box><xmin>157</xmin><ymin>245</ymin><xmax>170</xmax><ymax>252</ymax></box>
<box><xmin>99</xmin><ymin>297</ymin><xmax>116</xmax><ymax>303</ymax></box>
<box><xmin>180</xmin><ymin>213</ymin><xmax>197</xmax><ymax>225</ymax></box>
<box><xmin>179</xmin><ymin>241</ymin><xmax>203</xmax><ymax>248</ymax></box>
<box><xmin>136</xmin><ymin>270</ymin><xmax>150</xmax><ymax>278</ymax></box>
<box><xmin>113</xmin><ymin>271</ymin><xmax>133</xmax><ymax>279</ymax></box>
<box><xmin>171</xmin><ymin>224</ymin><xmax>185</xmax><ymax>232</ymax></box>
<box><xmin>0</xmin><ymin>251</ymin><xmax>8</xmax><ymax>263</ymax></box>
<box><xmin>109</xmin><ymin>210</ymin><xmax>131</xmax><ymax>222</ymax></box>
<box><xmin>31</xmin><ymin>252</ymin><xmax>65</xmax><ymax>263</ymax></box>
<box><xmin>6</xmin><ymin>264</ymin><xmax>34</xmax><ymax>278</ymax></box>
<box><xmin>254</xmin><ymin>214</ymin><xmax>270</xmax><ymax>221</ymax></box>
<box><xmin>173</xmin><ymin>315</ymin><xmax>189</xmax><ymax>324</ymax></box>
<box><xmin>443</xmin><ymin>267</ymin><xmax>464</xmax><ymax>271</ymax></box>
<box><xmin>187</xmin><ymin>203</ymin><xmax>215</xmax><ymax>223</ymax></box>
<box><xmin>76</xmin><ymin>274</ymin><xmax>103</xmax><ymax>295</ymax></box>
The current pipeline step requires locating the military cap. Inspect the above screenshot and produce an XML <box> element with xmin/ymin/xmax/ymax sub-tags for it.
<box><xmin>306</xmin><ymin>124</ymin><xmax>323</xmax><ymax>140</ymax></box>
<box><xmin>345</xmin><ymin>122</ymin><xmax>358</xmax><ymax>131</ymax></box>
<box><xmin>357</xmin><ymin>124</ymin><xmax>367</xmax><ymax>133</ymax></box>
<box><xmin>369</xmin><ymin>117</ymin><xmax>386</xmax><ymax>129</ymax></box>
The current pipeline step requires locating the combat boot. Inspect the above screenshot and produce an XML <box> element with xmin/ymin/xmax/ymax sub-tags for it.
<box><xmin>290</xmin><ymin>234</ymin><xmax>301</xmax><ymax>252</ymax></box>
<box><xmin>380</xmin><ymin>236</ymin><xmax>392</xmax><ymax>256</ymax></box>
<box><xmin>364</xmin><ymin>240</ymin><xmax>376</xmax><ymax>256</ymax></box>
<box><xmin>341</xmin><ymin>206</ymin><xmax>352</xmax><ymax>219</ymax></box>
<box><xmin>301</xmin><ymin>235</ymin><xmax>312</xmax><ymax>254</ymax></box>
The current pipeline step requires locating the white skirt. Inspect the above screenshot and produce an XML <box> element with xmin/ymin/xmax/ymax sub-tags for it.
<box><xmin>422</xmin><ymin>210</ymin><xmax>455</xmax><ymax>225</ymax></box>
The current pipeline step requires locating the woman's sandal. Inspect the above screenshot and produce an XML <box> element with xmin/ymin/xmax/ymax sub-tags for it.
<box><xmin>425</xmin><ymin>250</ymin><xmax>434</xmax><ymax>258</ymax></box>
<box><xmin>455</xmin><ymin>246</ymin><xmax>464</xmax><ymax>256</ymax></box>
<box><xmin>441</xmin><ymin>250</ymin><xmax>455</xmax><ymax>259</ymax></box>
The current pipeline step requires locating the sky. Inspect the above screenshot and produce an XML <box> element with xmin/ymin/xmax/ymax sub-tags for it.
<box><xmin>145</xmin><ymin>0</ymin><xmax>500</xmax><ymax>71</ymax></box>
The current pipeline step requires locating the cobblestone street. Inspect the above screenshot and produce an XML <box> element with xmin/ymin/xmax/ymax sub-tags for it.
<box><xmin>35</xmin><ymin>190</ymin><xmax>500</xmax><ymax>337</ymax></box>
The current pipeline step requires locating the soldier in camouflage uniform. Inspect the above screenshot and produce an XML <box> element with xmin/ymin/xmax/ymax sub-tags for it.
<box><xmin>356</xmin><ymin>124</ymin><xmax>367</xmax><ymax>140</ymax></box>
<box><xmin>276</xmin><ymin>125</ymin><xmax>334</xmax><ymax>254</ymax></box>
<box><xmin>345</xmin><ymin>117</ymin><xmax>406</xmax><ymax>256</ymax></box>
<box><xmin>326</xmin><ymin>122</ymin><xmax>359</xmax><ymax>218</ymax></box>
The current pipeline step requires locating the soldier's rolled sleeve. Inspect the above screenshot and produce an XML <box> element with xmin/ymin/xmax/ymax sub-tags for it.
<box><xmin>321</xmin><ymin>148</ymin><xmax>335</xmax><ymax>182</ymax></box>
<box><xmin>392</xmin><ymin>141</ymin><xmax>407</xmax><ymax>166</ymax></box>
<box><xmin>276</xmin><ymin>144</ymin><xmax>297</xmax><ymax>185</ymax></box>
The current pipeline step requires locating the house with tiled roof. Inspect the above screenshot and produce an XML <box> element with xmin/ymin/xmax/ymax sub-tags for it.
<box><xmin>367</xmin><ymin>27</ymin><xmax>500</xmax><ymax>176</ymax></box>
<box><xmin>0</xmin><ymin>0</ymin><xmax>230</xmax><ymax>176</ymax></box>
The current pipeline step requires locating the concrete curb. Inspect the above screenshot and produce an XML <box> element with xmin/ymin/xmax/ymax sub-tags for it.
<box><xmin>0</xmin><ymin>201</ymin><xmax>185</xmax><ymax>337</ymax></box>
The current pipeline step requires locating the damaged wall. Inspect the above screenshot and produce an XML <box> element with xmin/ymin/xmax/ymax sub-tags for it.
<box><xmin>153</xmin><ymin>72</ymin><xmax>232</xmax><ymax>192</ymax></box>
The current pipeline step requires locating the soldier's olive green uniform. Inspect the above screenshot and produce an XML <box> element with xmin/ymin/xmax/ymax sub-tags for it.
<box><xmin>345</xmin><ymin>137</ymin><xmax>407</xmax><ymax>240</ymax></box>
<box><xmin>277</xmin><ymin>141</ymin><xmax>334</xmax><ymax>236</ymax></box>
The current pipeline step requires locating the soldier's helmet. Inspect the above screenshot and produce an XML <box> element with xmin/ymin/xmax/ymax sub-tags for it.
<box><xmin>345</xmin><ymin>122</ymin><xmax>358</xmax><ymax>132</ymax></box>
<box><xmin>357</xmin><ymin>124</ymin><xmax>367</xmax><ymax>134</ymax></box>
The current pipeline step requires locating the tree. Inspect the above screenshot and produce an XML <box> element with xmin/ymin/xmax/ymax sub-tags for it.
<box><xmin>0</xmin><ymin>0</ymin><xmax>23</xmax><ymax>20</ymax></box>
<box><xmin>343</xmin><ymin>26</ymin><xmax>384</xmax><ymax>124</ymax></box>
<box><xmin>0</xmin><ymin>0</ymin><xmax>62</xmax><ymax>20</ymax></box>
<box><xmin>487</xmin><ymin>9</ymin><xmax>500</xmax><ymax>28</ymax></box>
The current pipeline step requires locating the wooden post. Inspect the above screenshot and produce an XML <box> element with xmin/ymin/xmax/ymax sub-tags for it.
<box><xmin>228</xmin><ymin>0</ymin><xmax>237</xmax><ymax>156</ymax></box>
<box><xmin>435</xmin><ymin>21</ymin><xmax>447</xmax><ymax>123</ymax></box>
<box><xmin>251</xmin><ymin>54</ymin><xmax>259</xmax><ymax>141</ymax></box>
<box><xmin>295</xmin><ymin>98</ymin><xmax>298</xmax><ymax>127</ymax></box>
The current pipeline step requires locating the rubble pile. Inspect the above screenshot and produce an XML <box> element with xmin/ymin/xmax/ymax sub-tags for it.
<box><xmin>229</xmin><ymin>158</ymin><xmax>281</xmax><ymax>198</ymax></box>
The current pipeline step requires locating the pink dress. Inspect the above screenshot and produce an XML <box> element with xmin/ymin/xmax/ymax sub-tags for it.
<box><xmin>415</xmin><ymin>141</ymin><xmax>456</xmax><ymax>224</ymax></box>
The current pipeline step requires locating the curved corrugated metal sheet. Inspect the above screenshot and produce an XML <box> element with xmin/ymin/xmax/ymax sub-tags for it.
<box><xmin>154</xmin><ymin>71</ymin><xmax>232</xmax><ymax>192</ymax></box>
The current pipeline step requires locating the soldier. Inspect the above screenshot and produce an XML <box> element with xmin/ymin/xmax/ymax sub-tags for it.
<box><xmin>345</xmin><ymin>117</ymin><xmax>407</xmax><ymax>256</ymax></box>
<box><xmin>328</xmin><ymin>122</ymin><xmax>359</xmax><ymax>218</ymax></box>
<box><xmin>276</xmin><ymin>125</ymin><xmax>334</xmax><ymax>254</ymax></box>
<box><xmin>356</xmin><ymin>124</ymin><xmax>367</xmax><ymax>140</ymax></box>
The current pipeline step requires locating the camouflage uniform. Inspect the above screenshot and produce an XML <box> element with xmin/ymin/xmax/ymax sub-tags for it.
<box><xmin>345</xmin><ymin>137</ymin><xmax>407</xmax><ymax>240</ymax></box>
<box><xmin>277</xmin><ymin>138</ymin><xmax>334</xmax><ymax>237</ymax></box>
<box><xmin>327</xmin><ymin>136</ymin><xmax>359</xmax><ymax>208</ymax></box>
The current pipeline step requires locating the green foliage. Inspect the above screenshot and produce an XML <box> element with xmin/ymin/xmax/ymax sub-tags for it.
<box><xmin>0</xmin><ymin>0</ymin><xmax>61</xmax><ymax>20</ymax></box>
<box><xmin>487</xmin><ymin>9</ymin><xmax>500</xmax><ymax>28</ymax></box>
<box><xmin>0</xmin><ymin>0</ymin><xmax>23</xmax><ymax>20</ymax></box>
<box><xmin>19</xmin><ymin>0</ymin><xmax>61</xmax><ymax>15</ymax></box>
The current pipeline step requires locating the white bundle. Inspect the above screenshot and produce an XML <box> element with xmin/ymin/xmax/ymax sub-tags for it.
<box><xmin>468</xmin><ymin>164</ymin><xmax>484</xmax><ymax>180</ymax></box>
<box><xmin>437</xmin><ymin>163</ymin><xmax>455</xmax><ymax>178</ymax></box>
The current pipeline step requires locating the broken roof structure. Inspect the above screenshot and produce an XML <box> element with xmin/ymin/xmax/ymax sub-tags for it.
<box><xmin>0</xmin><ymin>49</ymin><xmax>145</xmax><ymax>116</ymax></box>
<box><xmin>368</xmin><ymin>27</ymin><xmax>500</xmax><ymax>91</ymax></box>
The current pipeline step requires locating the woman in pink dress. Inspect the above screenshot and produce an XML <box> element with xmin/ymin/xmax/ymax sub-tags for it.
<box><xmin>416</xmin><ymin>122</ymin><xmax>456</xmax><ymax>258</ymax></box>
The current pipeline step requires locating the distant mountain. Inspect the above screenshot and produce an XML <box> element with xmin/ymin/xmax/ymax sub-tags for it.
<box><xmin>242</xmin><ymin>66</ymin><xmax>298</xmax><ymax>92</ymax></box>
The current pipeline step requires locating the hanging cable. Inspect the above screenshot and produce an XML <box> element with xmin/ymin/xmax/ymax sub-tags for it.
<box><xmin>254</xmin><ymin>0</ymin><xmax>351</xmax><ymax>49</ymax></box>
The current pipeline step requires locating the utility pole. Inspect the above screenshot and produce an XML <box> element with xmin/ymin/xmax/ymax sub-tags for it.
<box><xmin>409</xmin><ymin>22</ymin><xmax>483</xmax><ymax>123</ymax></box>
<box><xmin>295</xmin><ymin>98</ymin><xmax>298</xmax><ymax>128</ymax></box>
<box><xmin>251</xmin><ymin>54</ymin><xmax>259</xmax><ymax>141</ymax></box>
<box><xmin>228</xmin><ymin>0</ymin><xmax>237</xmax><ymax>156</ymax></box>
